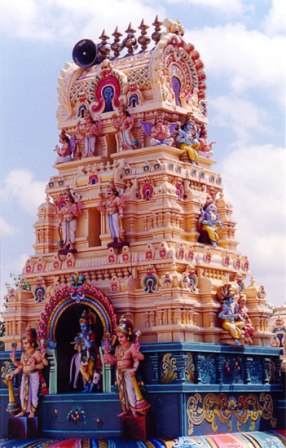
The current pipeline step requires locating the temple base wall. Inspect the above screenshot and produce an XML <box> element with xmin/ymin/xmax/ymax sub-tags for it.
<box><xmin>0</xmin><ymin>344</ymin><xmax>285</xmax><ymax>439</ymax></box>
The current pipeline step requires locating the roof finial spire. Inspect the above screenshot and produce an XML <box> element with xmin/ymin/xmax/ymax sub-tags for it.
<box><xmin>98</xmin><ymin>29</ymin><xmax>111</xmax><ymax>60</ymax></box>
<box><xmin>111</xmin><ymin>26</ymin><xmax>122</xmax><ymax>58</ymax></box>
<box><xmin>138</xmin><ymin>19</ymin><xmax>150</xmax><ymax>52</ymax></box>
<box><xmin>151</xmin><ymin>15</ymin><xmax>162</xmax><ymax>45</ymax></box>
<box><xmin>122</xmin><ymin>23</ymin><xmax>137</xmax><ymax>56</ymax></box>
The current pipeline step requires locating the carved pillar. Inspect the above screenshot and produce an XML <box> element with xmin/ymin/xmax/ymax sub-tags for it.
<box><xmin>47</xmin><ymin>349</ymin><xmax>57</xmax><ymax>394</ymax></box>
<box><xmin>217</xmin><ymin>355</ymin><xmax>224</xmax><ymax>384</ymax></box>
<box><xmin>274</xmin><ymin>357</ymin><xmax>282</xmax><ymax>384</ymax></box>
<box><xmin>244</xmin><ymin>356</ymin><xmax>252</xmax><ymax>384</ymax></box>
<box><xmin>149</xmin><ymin>353</ymin><xmax>159</xmax><ymax>384</ymax></box>
<box><xmin>175</xmin><ymin>352</ymin><xmax>188</xmax><ymax>383</ymax></box>
<box><xmin>193</xmin><ymin>353</ymin><xmax>204</xmax><ymax>384</ymax></box>
<box><xmin>262</xmin><ymin>357</ymin><xmax>270</xmax><ymax>384</ymax></box>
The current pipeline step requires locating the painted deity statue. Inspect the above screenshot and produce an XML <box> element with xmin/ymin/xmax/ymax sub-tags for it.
<box><xmin>198</xmin><ymin>195</ymin><xmax>223</xmax><ymax>247</ymax></box>
<box><xmin>234</xmin><ymin>294</ymin><xmax>254</xmax><ymax>344</ymax></box>
<box><xmin>176</xmin><ymin>120</ymin><xmax>200</xmax><ymax>164</ymax></box>
<box><xmin>150</xmin><ymin>115</ymin><xmax>174</xmax><ymax>146</ymax></box>
<box><xmin>78</xmin><ymin>110</ymin><xmax>102</xmax><ymax>158</ymax></box>
<box><xmin>98</xmin><ymin>183</ymin><xmax>126</xmax><ymax>246</ymax></box>
<box><xmin>103</xmin><ymin>316</ymin><xmax>150</xmax><ymax>417</ymax></box>
<box><xmin>54</xmin><ymin>130</ymin><xmax>73</xmax><ymax>164</ymax></box>
<box><xmin>217</xmin><ymin>284</ymin><xmax>245</xmax><ymax>346</ymax></box>
<box><xmin>72</xmin><ymin>310</ymin><xmax>101</xmax><ymax>393</ymax></box>
<box><xmin>197</xmin><ymin>124</ymin><xmax>215</xmax><ymax>158</ymax></box>
<box><xmin>7</xmin><ymin>327</ymin><xmax>48</xmax><ymax>417</ymax></box>
<box><xmin>56</xmin><ymin>190</ymin><xmax>82</xmax><ymax>251</ymax></box>
<box><xmin>140</xmin><ymin>115</ymin><xmax>178</xmax><ymax>146</ymax></box>
<box><xmin>112</xmin><ymin>106</ymin><xmax>138</xmax><ymax>150</ymax></box>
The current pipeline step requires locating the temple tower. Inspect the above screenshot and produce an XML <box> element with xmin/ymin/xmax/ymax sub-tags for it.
<box><xmin>1</xmin><ymin>18</ymin><xmax>273</xmax><ymax>350</ymax></box>
<box><xmin>1</xmin><ymin>17</ymin><xmax>284</xmax><ymax>442</ymax></box>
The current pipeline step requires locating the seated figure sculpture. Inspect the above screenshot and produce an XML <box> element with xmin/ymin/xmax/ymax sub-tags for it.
<box><xmin>217</xmin><ymin>284</ymin><xmax>245</xmax><ymax>345</ymax></box>
<box><xmin>140</xmin><ymin>114</ymin><xmax>178</xmax><ymax>146</ymax></box>
<box><xmin>150</xmin><ymin>115</ymin><xmax>174</xmax><ymax>146</ymax></box>
<box><xmin>103</xmin><ymin>316</ymin><xmax>150</xmax><ymax>417</ymax></box>
<box><xmin>197</xmin><ymin>124</ymin><xmax>215</xmax><ymax>157</ymax></box>
<box><xmin>54</xmin><ymin>130</ymin><xmax>73</xmax><ymax>164</ymax></box>
<box><xmin>198</xmin><ymin>195</ymin><xmax>223</xmax><ymax>247</ymax></box>
<box><xmin>234</xmin><ymin>294</ymin><xmax>254</xmax><ymax>344</ymax></box>
<box><xmin>176</xmin><ymin>119</ymin><xmax>200</xmax><ymax>164</ymax></box>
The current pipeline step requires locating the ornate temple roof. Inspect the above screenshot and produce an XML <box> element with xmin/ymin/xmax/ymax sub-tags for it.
<box><xmin>57</xmin><ymin>17</ymin><xmax>207</xmax><ymax>128</ymax></box>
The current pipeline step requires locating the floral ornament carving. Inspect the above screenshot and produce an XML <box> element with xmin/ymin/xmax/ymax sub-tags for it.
<box><xmin>67</xmin><ymin>406</ymin><xmax>86</xmax><ymax>425</ymax></box>
<box><xmin>1</xmin><ymin>361</ymin><xmax>14</xmax><ymax>384</ymax></box>
<box><xmin>187</xmin><ymin>392</ymin><xmax>276</xmax><ymax>435</ymax></box>
<box><xmin>34</xmin><ymin>285</ymin><xmax>45</xmax><ymax>303</ymax></box>
<box><xmin>57</xmin><ymin>62</ymin><xmax>82</xmax><ymax>123</ymax></box>
<box><xmin>199</xmin><ymin>355</ymin><xmax>216</xmax><ymax>384</ymax></box>
<box><xmin>160</xmin><ymin>353</ymin><xmax>178</xmax><ymax>383</ymax></box>
<box><xmin>223</xmin><ymin>356</ymin><xmax>243</xmax><ymax>383</ymax></box>
<box><xmin>141</xmin><ymin>265</ymin><xmax>159</xmax><ymax>293</ymax></box>
<box><xmin>185</xmin><ymin>353</ymin><xmax>195</xmax><ymax>382</ymax></box>
<box><xmin>69</xmin><ymin>272</ymin><xmax>85</xmax><ymax>303</ymax></box>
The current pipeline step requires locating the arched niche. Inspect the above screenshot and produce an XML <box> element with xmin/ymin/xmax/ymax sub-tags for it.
<box><xmin>54</xmin><ymin>301</ymin><xmax>104</xmax><ymax>393</ymax></box>
<box><xmin>150</xmin><ymin>33</ymin><xmax>207</xmax><ymax>120</ymax></box>
<box><xmin>87</xmin><ymin>207</ymin><xmax>101</xmax><ymax>247</ymax></box>
<box><xmin>38</xmin><ymin>284</ymin><xmax>117</xmax><ymax>394</ymax></box>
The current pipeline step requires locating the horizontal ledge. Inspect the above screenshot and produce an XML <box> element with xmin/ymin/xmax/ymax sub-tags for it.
<box><xmin>141</xmin><ymin>342</ymin><xmax>282</xmax><ymax>356</ymax></box>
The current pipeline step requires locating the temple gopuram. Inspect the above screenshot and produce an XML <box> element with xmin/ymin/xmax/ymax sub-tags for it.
<box><xmin>0</xmin><ymin>17</ymin><xmax>285</xmax><ymax>448</ymax></box>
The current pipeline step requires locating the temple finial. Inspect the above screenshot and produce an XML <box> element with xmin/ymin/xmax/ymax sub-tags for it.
<box><xmin>98</xmin><ymin>29</ymin><xmax>111</xmax><ymax>60</ymax></box>
<box><xmin>151</xmin><ymin>15</ymin><xmax>162</xmax><ymax>45</ymax></box>
<box><xmin>122</xmin><ymin>23</ymin><xmax>137</xmax><ymax>56</ymax></box>
<box><xmin>111</xmin><ymin>26</ymin><xmax>122</xmax><ymax>58</ymax></box>
<box><xmin>138</xmin><ymin>19</ymin><xmax>150</xmax><ymax>52</ymax></box>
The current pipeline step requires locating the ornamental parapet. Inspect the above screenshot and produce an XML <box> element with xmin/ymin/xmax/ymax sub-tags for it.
<box><xmin>141</xmin><ymin>342</ymin><xmax>283</xmax><ymax>391</ymax></box>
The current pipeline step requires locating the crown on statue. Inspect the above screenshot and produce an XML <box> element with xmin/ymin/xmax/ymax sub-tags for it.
<box><xmin>116</xmin><ymin>315</ymin><xmax>134</xmax><ymax>337</ymax></box>
<box><xmin>79</xmin><ymin>309</ymin><xmax>96</xmax><ymax>326</ymax></box>
<box><xmin>22</xmin><ymin>326</ymin><xmax>38</xmax><ymax>348</ymax></box>
<box><xmin>216</xmin><ymin>282</ymin><xmax>240</xmax><ymax>302</ymax></box>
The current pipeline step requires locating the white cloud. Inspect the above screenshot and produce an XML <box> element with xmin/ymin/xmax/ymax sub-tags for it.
<box><xmin>210</xmin><ymin>95</ymin><xmax>271</xmax><ymax>143</ymax></box>
<box><xmin>0</xmin><ymin>0</ymin><xmax>164</xmax><ymax>44</ymax></box>
<box><xmin>11</xmin><ymin>253</ymin><xmax>30</xmax><ymax>275</ymax></box>
<box><xmin>0</xmin><ymin>0</ymin><xmax>42</xmax><ymax>40</ymax></box>
<box><xmin>263</xmin><ymin>0</ymin><xmax>286</xmax><ymax>35</ymax></box>
<box><xmin>1</xmin><ymin>0</ymin><xmax>284</xmax><ymax>109</ymax></box>
<box><xmin>0</xmin><ymin>169</ymin><xmax>46</xmax><ymax>215</ymax></box>
<box><xmin>0</xmin><ymin>216</ymin><xmax>16</xmax><ymax>236</ymax></box>
<box><xmin>187</xmin><ymin>24</ymin><xmax>286</xmax><ymax>105</ymax></box>
<box><xmin>221</xmin><ymin>143</ymin><xmax>286</xmax><ymax>306</ymax></box>
<box><xmin>166</xmin><ymin>0</ymin><xmax>245</xmax><ymax>15</ymax></box>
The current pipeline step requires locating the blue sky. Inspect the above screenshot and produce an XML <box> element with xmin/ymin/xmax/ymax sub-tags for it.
<box><xmin>0</xmin><ymin>0</ymin><xmax>285</xmax><ymax>307</ymax></box>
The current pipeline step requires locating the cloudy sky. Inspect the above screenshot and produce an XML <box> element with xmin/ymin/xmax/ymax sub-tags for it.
<box><xmin>0</xmin><ymin>0</ymin><xmax>285</xmax><ymax>307</ymax></box>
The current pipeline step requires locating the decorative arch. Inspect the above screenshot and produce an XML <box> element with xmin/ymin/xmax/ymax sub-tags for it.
<box><xmin>150</xmin><ymin>33</ymin><xmax>207</xmax><ymax>120</ymax></box>
<box><xmin>77</xmin><ymin>104</ymin><xmax>87</xmax><ymax>118</ymax></box>
<box><xmin>90</xmin><ymin>69</ymin><xmax>128</xmax><ymax>114</ymax></box>
<box><xmin>38</xmin><ymin>283</ymin><xmax>117</xmax><ymax>347</ymax></box>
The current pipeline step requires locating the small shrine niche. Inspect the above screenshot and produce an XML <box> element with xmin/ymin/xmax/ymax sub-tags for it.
<box><xmin>55</xmin><ymin>304</ymin><xmax>104</xmax><ymax>393</ymax></box>
<box><xmin>87</xmin><ymin>208</ymin><xmax>101</xmax><ymax>247</ymax></box>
